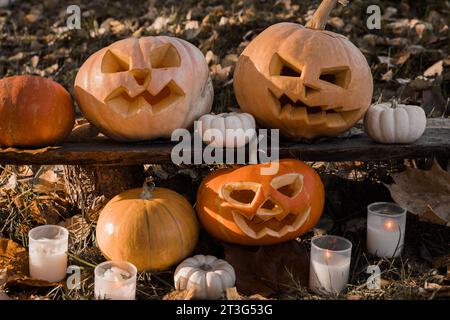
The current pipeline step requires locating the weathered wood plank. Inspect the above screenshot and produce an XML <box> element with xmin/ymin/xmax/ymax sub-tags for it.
<box><xmin>1</xmin><ymin>119</ymin><xmax>449</xmax><ymax>165</ymax></box>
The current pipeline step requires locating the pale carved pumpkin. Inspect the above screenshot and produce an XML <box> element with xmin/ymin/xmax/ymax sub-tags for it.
<box><xmin>198</xmin><ymin>112</ymin><xmax>256</xmax><ymax>148</ymax></box>
<box><xmin>233</xmin><ymin>0</ymin><xmax>373</xmax><ymax>140</ymax></box>
<box><xmin>174</xmin><ymin>255</ymin><xmax>236</xmax><ymax>300</ymax></box>
<box><xmin>75</xmin><ymin>36</ymin><xmax>213</xmax><ymax>141</ymax></box>
<box><xmin>0</xmin><ymin>75</ymin><xmax>75</xmax><ymax>148</ymax></box>
<box><xmin>364</xmin><ymin>101</ymin><xmax>427</xmax><ymax>144</ymax></box>
<box><xmin>196</xmin><ymin>159</ymin><xmax>325</xmax><ymax>245</ymax></box>
<box><xmin>96</xmin><ymin>179</ymin><xmax>199</xmax><ymax>271</ymax></box>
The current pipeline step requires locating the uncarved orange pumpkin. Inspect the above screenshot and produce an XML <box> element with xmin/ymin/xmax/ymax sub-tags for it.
<box><xmin>96</xmin><ymin>182</ymin><xmax>199</xmax><ymax>271</ymax></box>
<box><xmin>233</xmin><ymin>0</ymin><xmax>373</xmax><ymax>140</ymax></box>
<box><xmin>75</xmin><ymin>36</ymin><xmax>213</xmax><ymax>142</ymax></box>
<box><xmin>196</xmin><ymin>159</ymin><xmax>325</xmax><ymax>245</ymax></box>
<box><xmin>0</xmin><ymin>75</ymin><xmax>75</xmax><ymax>148</ymax></box>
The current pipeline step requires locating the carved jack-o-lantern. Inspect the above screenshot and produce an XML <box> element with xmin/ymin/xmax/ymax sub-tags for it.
<box><xmin>233</xmin><ymin>0</ymin><xmax>373</xmax><ymax>140</ymax></box>
<box><xmin>196</xmin><ymin>159</ymin><xmax>325</xmax><ymax>245</ymax></box>
<box><xmin>75</xmin><ymin>37</ymin><xmax>213</xmax><ymax>141</ymax></box>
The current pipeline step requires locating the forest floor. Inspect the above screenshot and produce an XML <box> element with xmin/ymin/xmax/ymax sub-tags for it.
<box><xmin>0</xmin><ymin>0</ymin><xmax>449</xmax><ymax>300</ymax></box>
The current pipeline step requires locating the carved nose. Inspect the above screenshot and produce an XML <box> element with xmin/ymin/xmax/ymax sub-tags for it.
<box><xmin>130</xmin><ymin>69</ymin><xmax>151</xmax><ymax>86</ymax></box>
<box><xmin>256</xmin><ymin>197</ymin><xmax>286</xmax><ymax>221</ymax></box>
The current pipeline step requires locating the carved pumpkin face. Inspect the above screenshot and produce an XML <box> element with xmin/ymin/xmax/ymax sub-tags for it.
<box><xmin>234</xmin><ymin>23</ymin><xmax>373</xmax><ymax>140</ymax></box>
<box><xmin>196</xmin><ymin>159</ymin><xmax>325</xmax><ymax>245</ymax></box>
<box><xmin>75</xmin><ymin>37</ymin><xmax>213</xmax><ymax>141</ymax></box>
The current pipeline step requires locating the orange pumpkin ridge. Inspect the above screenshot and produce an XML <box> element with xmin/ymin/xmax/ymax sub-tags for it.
<box><xmin>233</xmin><ymin>0</ymin><xmax>373</xmax><ymax>141</ymax></box>
<box><xmin>0</xmin><ymin>75</ymin><xmax>75</xmax><ymax>148</ymax></box>
<box><xmin>196</xmin><ymin>159</ymin><xmax>325</xmax><ymax>245</ymax></box>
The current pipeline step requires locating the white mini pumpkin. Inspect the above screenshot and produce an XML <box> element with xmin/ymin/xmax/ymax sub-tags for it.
<box><xmin>198</xmin><ymin>112</ymin><xmax>256</xmax><ymax>148</ymax></box>
<box><xmin>364</xmin><ymin>101</ymin><xmax>427</xmax><ymax>144</ymax></box>
<box><xmin>174</xmin><ymin>254</ymin><xmax>236</xmax><ymax>300</ymax></box>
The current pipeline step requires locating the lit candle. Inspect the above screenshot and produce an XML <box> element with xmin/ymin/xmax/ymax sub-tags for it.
<box><xmin>367</xmin><ymin>202</ymin><xmax>406</xmax><ymax>258</ymax></box>
<box><xmin>95</xmin><ymin>261</ymin><xmax>137</xmax><ymax>300</ymax></box>
<box><xmin>28</xmin><ymin>225</ymin><xmax>69</xmax><ymax>283</ymax></box>
<box><xmin>309</xmin><ymin>235</ymin><xmax>352</xmax><ymax>295</ymax></box>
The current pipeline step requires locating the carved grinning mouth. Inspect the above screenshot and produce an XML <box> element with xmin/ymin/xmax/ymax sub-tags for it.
<box><xmin>231</xmin><ymin>206</ymin><xmax>311</xmax><ymax>239</ymax></box>
<box><xmin>105</xmin><ymin>81</ymin><xmax>184</xmax><ymax>117</ymax></box>
<box><xmin>268</xmin><ymin>89</ymin><xmax>352</xmax><ymax>126</ymax></box>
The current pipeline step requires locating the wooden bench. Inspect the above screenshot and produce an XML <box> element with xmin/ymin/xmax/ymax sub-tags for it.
<box><xmin>1</xmin><ymin>119</ymin><xmax>449</xmax><ymax>165</ymax></box>
<box><xmin>1</xmin><ymin>118</ymin><xmax>449</xmax><ymax>209</ymax></box>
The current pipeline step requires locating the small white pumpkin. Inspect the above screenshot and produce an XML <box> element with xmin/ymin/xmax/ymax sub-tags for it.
<box><xmin>174</xmin><ymin>254</ymin><xmax>236</xmax><ymax>300</ymax></box>
<box><xmin>198</xmin><ymin>112</ymin><xmax>256</xmax><ymax>148</ymax></box>
<box><xmin>364</xmin><ymin>101</ymin><xmax>427</xmax><ymax>144</ymax></box>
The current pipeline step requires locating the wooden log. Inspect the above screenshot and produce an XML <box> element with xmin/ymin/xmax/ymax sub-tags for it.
<box><xmin>63</xmin><ymin>165</ymin><xmax>145</xmax><ymax>213</ymax></box>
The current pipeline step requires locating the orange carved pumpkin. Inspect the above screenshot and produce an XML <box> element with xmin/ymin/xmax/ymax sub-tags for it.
<box><xmin>196</xmin><ymin>159</ymin><xmax>325</xmax><ymax>245</ymax></box>
<box><xmin>0</xmin><ymin>75</ymin><xmax>75</xmax><ymax>148</ymax></box>
<box><xmin>75</xmin><ymin>36</ymin><xmax>213</xmax><ymax>142</ymax></box>
<box><xmin>233</xmin><ymin>0</ymin><xmax>373</xmax><ymax>140</ymax></box>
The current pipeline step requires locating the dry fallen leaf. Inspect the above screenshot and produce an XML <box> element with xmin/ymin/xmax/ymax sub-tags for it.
<box><xmin>424</xmin><ymin>60</ymin><xmax>445</xmax><ymax>77</ymax></box>
<box><xmin>67</xmin><ymin>123</ymin><xmax>100</xmax><ymax>142</ymax></box>
<box><xmin>0</xmin><ymin>238</ymin><xmax>57</xmax><ymax>289</ymax></box>
<box><xmin>224</xmin><ymin>241</ymin><xmax>309</xmax><ymax>297</ymax></box>
<box><xmin>163</xmin><ymin>288</ymin><xmax>195</xmax><ymax>300</ymax></box>
<box><xmin>58</xmin><ymin>214</ymin><xmax>90</xmax><ymax>245</ymax></box>
<box><xmin>32</xmin><ymin>167</ymin><xmax>65</xmax><ymax>194</ymax></box>
<box><xmin>386</xmin><ymin>161</ymin><xmax>450</xmax><ymax>226</ymax></box>
<box><xmin>0</xmin><ymin>146</ymin><xmax>60</xmax><ymax>155</ymax></box>
<box><xmin>225</xmin><ymin>287</ymin><xmax>242</xmax><ymax>300</ymax></box>
<box><xmin>210</xmin><ymin>64</ymin><xmax>232</xmax><ymax>83</ymax></box>
<box><xmin>424</xmin><ymin>282</ymin><xmax>450</xmax><ymax>298</ymax></box>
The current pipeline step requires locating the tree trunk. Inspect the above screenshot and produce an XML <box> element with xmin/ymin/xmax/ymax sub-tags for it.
<box><xmin>63</xmin><ymin>165</ymin><xmax>145</xmax><ymax>214</ymax></box>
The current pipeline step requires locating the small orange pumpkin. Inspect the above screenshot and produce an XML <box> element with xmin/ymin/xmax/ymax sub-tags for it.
<box><xmin>233</xmin><ymin>0</ymin><xmax>373</xmax><ymax>140</ymax></box>
<box><xmin>0</xmin><ymin>75</ymin><xmax>75</xmax><ymax>148</ymax></box>
<box><xmin>196</xmin><ymin>159</ymin><xmax>325</xmax><ymax>245</ymax></box>
<box><xmin>96</xmin><ymin>179</ymin><xmax>199</xmax><ymax>271</ymax></box>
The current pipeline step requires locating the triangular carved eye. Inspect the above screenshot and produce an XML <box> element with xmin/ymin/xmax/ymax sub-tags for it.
<box><xmin>270</xmin><ymin>173</ymin><xmax>304</xmax><ymax>198</ymax></box>
<box><xmin>270</xmin><ymin>53</ymin><xmax>302</xmax><ymax>77</ymax></box>
<box><xmin>101</xmin><ymin>50</ymin><xmax>130</xmax><ymax>73</ymax></box>
<box><xmin>221</xmin><ymin>182</ymin><xmax>261</xmax><ymax>207</ymax></box>
<box><xmin>319</xmin><ymin>67</ymin><xmax>351</xmax><ymax>88</ymax></box>
<box><xmin>150</xmin><ymin>44</ymin><xmax>181</xmax><ymax>69</ymax></box>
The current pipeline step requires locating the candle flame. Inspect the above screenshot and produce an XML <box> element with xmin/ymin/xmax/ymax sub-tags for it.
<box><xmin>325</xmin><ymin>250</ymin><xmax>332</xmax><ymax>258</ymax></box>
<box><xmin>384</xmin><ymin>220</ymin><xmax>395</xmax><ymax>230</ymax></box>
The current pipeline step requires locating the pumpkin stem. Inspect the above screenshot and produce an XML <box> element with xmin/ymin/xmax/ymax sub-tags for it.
<box><xmin>391</xmin><ymin>100</ymin><xmax>398</xmax><ymax>109</ymax></box>
<box><xmin>306</xmin><ymin>0</ymin><xmax>348</xmax><ymax>30</ymax></box>
<box><xmin>140</xmin><ymin>177</ymin><xmax>155</xmax><ymax>200</ymax></box>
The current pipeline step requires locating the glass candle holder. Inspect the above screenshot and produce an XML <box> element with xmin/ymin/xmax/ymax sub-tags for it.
<box><xmin>367</xmin><ymin>202</ymin><xmax>406</xmax><ymax>258</ymax></box>
<box><xmin>29</xmin><ymin>225</ymin><xmax>69</xmax><ymax>283</ymax></box>
<box><xmin>94</xmin><ymin>261</ymin><xmax>137</xmax><ymax>300</ymax></box>
<box><xmin>309</xmin><ymin>235</ymin><xmax>352</xmax><ymax>295</ymax></box>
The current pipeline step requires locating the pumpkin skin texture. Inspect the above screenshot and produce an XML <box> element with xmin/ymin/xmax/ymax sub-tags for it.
<box><xmin>96</xmin><ymin>186</ymin><xmax>199</xmax><ymax>271</ymax></box>
<box><xmin>233</xmin><ymin>1</ymin><xmax>373</xmax><ymax>141</ymax></box>
<box><xmin>198</xmin><ymin>112</ymin><xmax>256</xmax><ymax>148</ymax></box>
<box><xmin>0</xmin><ymin>75</ymin><xmax>75</xmax><ymax>148</ymax></box>
<box><xmin>196</xmin><ymin>159</ymin><xmax>325</xmax><ymax>245</ymax></box>
<box><xmin>364</xmin><ymin>102</ymin><xmax>427</xmax><ymax>144</ymax></box>
<box><xmin>174</xmin><ymin>255</ymin><xmax>236</xmax><ymax>300</ymax></box>
<box><xmin>75</xmin><ymin>36</ymin><xmax>213</xmax><ymax>142</ymax></box>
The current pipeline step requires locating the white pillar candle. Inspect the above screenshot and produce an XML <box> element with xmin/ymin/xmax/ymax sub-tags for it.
<box><xmin>309</xmin><ymin>235</ymin><xmax>352</xmax><ymax>295</ymax></box>
<box><xmin>28</xmin><ymin>225</ymin><xmax>69</xmax><ymax>283</ymax></box>
<box><xmin>367</xmin><ymin>202</ymin><xmax>406</xmax><ymax>258</ymax></box>
<box><xmin>95</xmin><ymin>261</ymin><xmax>137</xmax><ymax>300</ymax></box>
